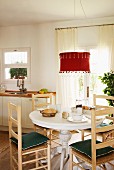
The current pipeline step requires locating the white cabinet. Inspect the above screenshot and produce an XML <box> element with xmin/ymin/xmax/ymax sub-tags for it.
<box><xmin>21</xmin><ymin>98</ymin><xmax>33</xmax><ymax>128</ymax></box>
<box><xmin>2</xmin><ymin>96</ymin><xmax>21</xmax><ymax>126</ymax></box>
<box><xmin>0</xmin><ymin>97</ymin><xmax>3</xmax><ymax>125</ymax></box>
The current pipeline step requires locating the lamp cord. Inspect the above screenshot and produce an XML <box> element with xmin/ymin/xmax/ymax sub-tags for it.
<box><xmin>80</xmin><ymin>0</ymin><xmax>87</xmax><ymax>18</ymax></box>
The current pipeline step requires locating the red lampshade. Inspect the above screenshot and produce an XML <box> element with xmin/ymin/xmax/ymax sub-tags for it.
<box><xmin>59</xmin><ymin>52</ymin><xmax>90</xmax><ymax>73</ymax></box>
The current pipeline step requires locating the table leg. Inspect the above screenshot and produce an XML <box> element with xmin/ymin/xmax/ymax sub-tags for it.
<box><xmin>59</xmin><ymin>130</ymin><xmax>72</xmax><ymax>170</ymax></box>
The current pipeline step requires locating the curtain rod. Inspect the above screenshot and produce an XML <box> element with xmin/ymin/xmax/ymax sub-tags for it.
<box><xmin>55</xmin><ymin>23</ymin><xmax>114</xmax><ymax>30</ymax></box>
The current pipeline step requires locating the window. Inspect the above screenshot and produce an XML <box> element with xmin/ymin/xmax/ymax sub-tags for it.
<box><xmin>2</xmin><ymin>48</ymin><xmax>31</xmax><ymax>83</ymax></box>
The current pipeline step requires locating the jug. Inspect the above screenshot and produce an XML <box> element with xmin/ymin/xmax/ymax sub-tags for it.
<box><xmin>0</xmin><ymin>84</ymin><xmax>7</xmax><ymax>93</ymax></box>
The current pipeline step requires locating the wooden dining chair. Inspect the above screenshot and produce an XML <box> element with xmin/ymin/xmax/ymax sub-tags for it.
<box><xmin>69</xmin><ymin>107</ymin><xmax>114</xmax><ymax>170</ymax></box>
<box><xmin>32</xmin><ymin>93</ymin><xmax>60</xmax><ymax>147</ymax></box>
<box><xmin>32</xmin><ymin>93</ymin><xmax>53</xmax><ymax>136</ymax></box>
<box><xmin>32</xmin><ymin>93</ymin><xmax>53</xmax><ymax>111</ymax></box>
<box><xmin>8</xmin><ymin>102</ymin><xmax>51</xmax><ymax>170</ymax></box>
<box><xmin>81</xmin><ymin>94</ymin><xmax>114</xmax><ymax>141</ymax></box>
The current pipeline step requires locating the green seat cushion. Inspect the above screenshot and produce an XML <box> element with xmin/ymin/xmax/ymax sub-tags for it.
<box><xmin>11</xmin><ymin>132</ymin><xmax>49</xmax><ymax>150</ymax></box>
<box><xmin>70</xmin><ymin>139</ymin><xmax>114</xmax><ymax>158</ymax></box>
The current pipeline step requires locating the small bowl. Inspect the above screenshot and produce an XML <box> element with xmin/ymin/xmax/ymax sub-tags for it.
<box><xmin>41</xmin><ymin>112</ymin><xmax>56</xmax><ymax>117</ymax></box>
<box><xmin>40</xmin><ymin>108</ymin><xmax>57</xmax><ymax>117</ymax></box>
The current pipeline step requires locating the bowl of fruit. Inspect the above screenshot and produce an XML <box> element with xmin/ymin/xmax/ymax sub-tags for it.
<box><xmin>38</xmin><ymin>88</ymin><xmax>48</xmax><ymax>94</ymax></box>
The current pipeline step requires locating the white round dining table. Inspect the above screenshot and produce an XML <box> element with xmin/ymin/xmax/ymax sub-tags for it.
<box><xmin>29</xmin><ymin>110</ymin><xmax>102</xmax><ymax>170</ymax></box>
<box><xmin>29</xmin><ymin>110</ymin><xmax>93</xmax><ymax>130</ymax></box>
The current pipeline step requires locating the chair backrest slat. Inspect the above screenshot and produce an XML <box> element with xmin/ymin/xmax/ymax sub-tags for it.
<box><xmin>95</xmin><ymin>107</ymin><xmax>114</xmax><ymax>116</ymax></box>
<box><xmin>93</xmin><ymin>94</ymin><xmax>114</xmax><ymax>101</ymax></box>
<box><xmin>10</xmin><ymin>116</ymin><xmax>18</xmax><ymax>125</ymax></box>
<box><xmin>96</xmin><ymin>124</ymin><xmax>114</xmax><ymax>133</ymax></box>
<box><xmin>93</xmin><ymin>94</ymin><xmax>114</xmax><ymax>108</ymax></box>
<box><xmin>96</xmin><ymin>139</ymin><xmax>114</xmax><ymax>149</ymax></box>
<box><xmin>11</xmin><ymin>129</ymin><xmax>18</xmax><ymax>140</ymax></box>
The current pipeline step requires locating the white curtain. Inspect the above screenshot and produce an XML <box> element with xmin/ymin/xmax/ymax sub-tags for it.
<box><xmin>57</xmin><ymin>72</ymin><xmax>82</xmax><ymax>108</ymax></box>
<box><xmin>99</xmin><ymin>25</ymin><xmax>114</xmax><ymax>72</ymax></box>
<box><xmin>56</xmin><ymin>25</ymin><xmax>114</xmax><ymax>108</ymax></box>
<box><xmin>56</xmin><ymin>28</ymin><xmax>79</xmax><ymax>108</ymax></box>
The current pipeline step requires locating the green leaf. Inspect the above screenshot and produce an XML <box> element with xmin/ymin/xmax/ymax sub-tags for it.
<box><xmin>99</xmin><ymin>71</ymin><xmax>114</xmax><ymax>107</ymax></box>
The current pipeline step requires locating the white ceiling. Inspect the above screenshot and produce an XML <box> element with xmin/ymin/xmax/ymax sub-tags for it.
<box><xmin>0</xmin><ymin>0</ymin><xmax>114</xmax><ymax>27</ymax></box>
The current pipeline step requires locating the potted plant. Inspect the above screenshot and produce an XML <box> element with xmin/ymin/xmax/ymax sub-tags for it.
<box><xmin>99</xmin><ymin>71</ymin><xmax>114</xmax><ymax>106</ymax></box>
<box><xmin>9</xmin><ymin>68</ymin><xmax>27</xmax><ymax>79</ymax></box>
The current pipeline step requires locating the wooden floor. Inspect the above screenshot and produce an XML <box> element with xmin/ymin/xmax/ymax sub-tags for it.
<box><xmin>0</xmin><ymin>131</ymin><xmax>10</xmax><ymax>170</ymax></box>
<box><xmin>0</xmin><ymin>131</ymin><xmax>114</xmax><ymax>170</ymax></box>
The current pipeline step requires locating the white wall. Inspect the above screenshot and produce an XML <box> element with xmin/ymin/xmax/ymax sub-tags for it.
<box><xmin>0</xmin><ymin>17</ymin><xmax>114</xmax><ymax>92</ymax></box>
<box><xmin>0</xmin><ymin>24</ymin><xmax>56</xmax><ymax>91</ymax></box>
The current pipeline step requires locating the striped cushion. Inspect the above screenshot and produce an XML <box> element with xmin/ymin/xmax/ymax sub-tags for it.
<box><xmin>11</xmin><ymin>132</ymin><xmax>49</xmax><ymax>150</ymax></box>
<box><xmin>70</xmin><ymin>139</ymin><xmax>114</xmax><ymax>158</ymax></box>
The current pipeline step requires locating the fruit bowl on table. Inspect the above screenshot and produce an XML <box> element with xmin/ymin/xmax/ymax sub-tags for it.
<box><xmin>40</xmin><ymin>108</ymin><xmax>57</xmax><ymax>117</ymax></box>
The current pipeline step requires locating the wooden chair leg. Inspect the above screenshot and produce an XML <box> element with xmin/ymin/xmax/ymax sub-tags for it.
<box><xmin>47</xmin><ymin>141</ymin><xmax>51</xmax><ymax>170</ymax></box>
<box><xmin>69</xmin><ymin>148</ymin><xmax>73</xmax><ymax>170</ymax></box>
<box><xmin>10</xmin><ymin>141</ymin><xmax>13</xmax><ymax>170</ymax></box>
<box><xmin>43</xmin><ymin>128</ymin><xmax>47</xmax><ymax>136</ymax></box>
<box><xmin>35</xmin><ymin>151</ymin><xmax>39</xmax><ymax>168</ymax></box>
<box><xmin>34</xmin><ymin>124</ymin><xmax>37</xmax><ymax>132</ymax></box>
<box><xmin>81</xmin><ymin>130</ymin><xmax>84</xmax><ymax>141</ymax></box>
<box><xmin>18</xmin><ymin>149</ymin><xmax>22</xmax><ymax>170</ymax></box>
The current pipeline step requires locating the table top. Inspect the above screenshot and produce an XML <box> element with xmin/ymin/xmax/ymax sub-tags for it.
<box><xmin>29</xmin><ymin>111</ymin><xmax>103</xmax><ymax>131</ymax></box>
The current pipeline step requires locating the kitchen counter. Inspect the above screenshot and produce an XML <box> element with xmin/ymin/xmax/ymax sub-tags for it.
<box><xmin>0</xmin><ymin>90</ymin><xmax>56</xmax><ymax>98</ymax></box>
